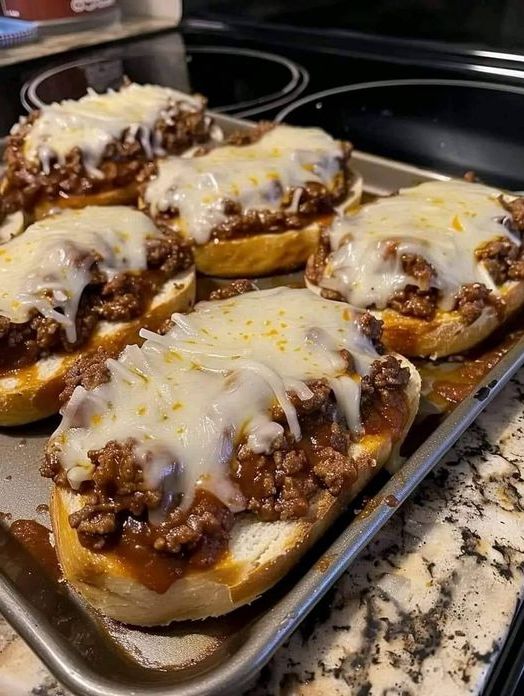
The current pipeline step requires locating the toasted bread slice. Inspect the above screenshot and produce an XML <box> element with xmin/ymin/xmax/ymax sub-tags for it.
<box><xmin>140</xmin><ymin>122</ymin><xmax>362</xmax><ymax>277</ymax></box>
<box><xmin>51</xmin><ymin>357</ymin><xmax>419</xmax><ymax>626</ymax></box>
<box><xmin>306</xmin><ymin>277</ymin><xmax>524</xmax><ymax>358</ymax></box>
<box><xmin>306</xmin><ymin>180</ymin><xmax>524</xmax><ymax>358</ymax></box>
<box><xmin>0</xmin><ymin>268</ymin><xmax>195</xmax><ymax>426</ymax></box>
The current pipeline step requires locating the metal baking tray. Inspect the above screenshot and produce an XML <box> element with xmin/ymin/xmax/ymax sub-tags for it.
<box><xmin>1</xmin><ymin>115</ymin><xmax>524</xmax><ymax>696</ymax></box>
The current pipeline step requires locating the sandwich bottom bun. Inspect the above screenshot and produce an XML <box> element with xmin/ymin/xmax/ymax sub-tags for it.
<box><xmin>195</xmin><ymin>222</ymin><xmax>324</xmax><ymax>277</ymax></box>
<box><xmin>177</xmin><ymin>173</ymin><xmax>362</xmax><ymax>278</ymax></box>
<box><xmin>0</xmin><ymin>268</ymin><xmax>195</xmax><ymax>426</ymax></box>
<box><xmin>306</xmin><ymin>278</ymin><xmax>524</xmax><ymax>359</ymax></box>
<box><xmin>51</xmin><ymin>358</ymin><xmax>420</xmax><ymax>626</ymax></box>
<box><xmin>34</xmin><ymin>183</ymin><xmax>139</xmax><ymax>220</ymax></box>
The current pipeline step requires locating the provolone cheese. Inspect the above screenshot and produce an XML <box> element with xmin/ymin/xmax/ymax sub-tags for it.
<box><xmin>52</xmin><ymin>288</ymin><xmax>379</xmax><ymax>512</ymax></box>
<box><xmin>144</xmin><ymin>125</ymin><xmax>347</xmax><ymax>244</ymax></box>
<box><xmin>19</xmin><ymin>83</ymin><xmax>210</xmax><ymax>175</ymax></box>
<box><xmin>0</xmin><ymin>206</ymin><xmax>158</xmax><ymax>341</ymax></box>
<box><xmin>320</xmin><ymin>180</ymin><xmax>520</xmax><ymax>310</ymax></box>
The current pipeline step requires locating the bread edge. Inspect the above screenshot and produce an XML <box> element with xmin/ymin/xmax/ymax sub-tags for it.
<box><xmin>305</xmin><ymin>277</ymin><xmax>524</xmax><ymax>358</ymax></box>
<box><xmin>34</xmin><ymin>184</ymin><xmax>139</xmax><ymax>220</ymax></box>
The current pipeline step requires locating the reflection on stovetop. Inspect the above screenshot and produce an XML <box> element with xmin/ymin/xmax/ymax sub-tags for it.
<box><xmin>3</xmin><ymin>20</ymin><xmax>524</xmax><ymax>137</ymax></box>
<box><xmin>185</xmin><ymin>0</ymin><xmax>524</xmax><ymax>51</ymax></box>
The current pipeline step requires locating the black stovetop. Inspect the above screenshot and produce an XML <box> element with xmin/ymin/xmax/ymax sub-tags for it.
<box><xmin>3</xmin><ymin>17</ymin><xmax>524</xmax><ymax>136</ymax></box>
<box><xmin>3</xmin><ymin>21</ymin><xmax>524</xmax><ymax>187</ymax></box>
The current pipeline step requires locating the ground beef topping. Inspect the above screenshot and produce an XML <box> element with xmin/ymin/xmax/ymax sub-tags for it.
<box><xmin>43</xmin><ymin>438</ymin><xmax>234</xmax><ymax>566</ymax></box>
<box><xmin>43</xmin><ymin>357</ymin><xmax>410</xmax><ymax>569</ymax></box>
<box><xmin>235</xmin><ymin>445</ymin><xmax>315</xmax><ymax>520</ymax></box>
<box><xmin>152</xmin><ymin>493</ymin><xmax>234</xmax><ymax>560</ymax></box>
<box><xmin>305</xmin><ymin>228</ymin><xmax>332</xmax><ymax>286</ymax></box>
<box><xmin>59</xmin><ymin>347</ymin><xmax>112</xmax><ymax>406</ymax></box>
<box><xmin>453</xmin><ymin>283</ymin><xmax>504</xmax><ymax>324</ymax></box>
<box><xmin>274</xmin><ymin>380</ymin><xmax>333</xmax><ymax>422</ymax></box>
<box><xmin>475</xmin><ymin>236</ymin><xmax>524</xmax><ymax>284</ymax></box>
<box><xmin>360</xmin><ymin>355</ymin><xmax>410</xmax><ymax>401</ymax></box>
<box><xmin>209</xmin><ymin>279</ymin><xmax>258</xmax><ymax>300</ymax></box>
<box><xmin>0</xmin><ymin>102</ymin><xmax>214</xmax><ymax>216</ymax></box>
<box><xmin>500</xmin><ymin>196</ymin><xmax>524</xmax><ymax>233</ymax></box>
<box><xmin>206</xmin><ymin>176</ymin><xmax>348</xmax><ymax>241</ymax></box>
<box><xmin>95</xmin><ymin>272</ymin><xmax>151</xmax><ymax>322</ymax></box>
<box><xmin>68</xmin><ymin>439</ymin><xmax>163</xmax><ymax>549</ymax></box>
<box><xmin>0</xmin><ymin>232</ymin><xmax>193</xmax><ymax>372</ymax></box>
<box><xmin>233</xmin><ymin>416</ymin><xmax>357</xmax><ymax>522</ymax></box>
<box><xmin>387</xmin><ymin>285</ymin><xmax>439</xmax><ymax>320</ymax></box>
<box><xmin>358</xmin><ymin>312</ymin><xmax>384</xmax><ymax>353</ymax></box>
<box><xmin>360</xmin><ymin>355</ymin><xmax>411</xmax><ymax>438</ymax></box>
<box><xmin>401</xmin><ymin>253</ymin><xmax>435</xmax><ymax>288</ymax></box>
<box><xmin>146</xmin><ymin>228</ymin><xmax>194</xmax><ymax>274</ymax></box>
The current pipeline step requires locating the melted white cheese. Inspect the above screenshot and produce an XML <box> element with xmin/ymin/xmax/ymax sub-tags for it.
<box><xmin>0</xmin><ymin>206</ymin><xmax>157</xmax><ymax>341</ymax></box>
<box><xmin>144</xmin><ymin>125</ymin><xmax>346</xmax><ymax>244</ymax></box>
<box><xmin>52</xmin><ymin>288</ymin><xmax>379</xmax><ymax>512</ymax></box>
<box><xmin>21</xmin><ymin>83</ymin><xmax>208</xmax><ymax>175</ymax></box>
<box><xmin>320</xmin><ymin>180</ymin><xmax>520</xmax><ymax>311</ymax></box>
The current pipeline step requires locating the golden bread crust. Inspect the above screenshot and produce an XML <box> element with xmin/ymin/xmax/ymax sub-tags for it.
<box><xmin>306</xmin><ymin>277</ymin><xmax>524</xmax><ymax>358</ymax></box>
<box><xmin>379</xmin><ymin>280</ymin><xmax>524</xmax><ymax>357</ymax></box>
<box><xmin>34</xmin><ymin>184</ymin><xmax>139</xmax><ymax>220</ymax></box>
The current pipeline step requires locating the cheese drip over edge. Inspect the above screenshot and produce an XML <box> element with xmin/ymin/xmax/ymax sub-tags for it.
<box><xmin>0</xmin><ymin>206</ymin><xmax>158</xmax><ymax>341</ymax></box>
<box><xmin>20</xmin><ymin>83</ymin><xmax>212</xmax><ymax>176</ymax></box>
<box><xmin>51</xmin><ymin>288</ymin><xmax>380</xmax><ymax>515</ymax></box>
<box><xmin>320</xmin><ymin>180</ymin><xmax>521</xmax><ymax>311</ymax></box>
<box><xmin>144</xmin><ymin>124</ymin><xmax>347</xmax><ymax>244</ymax></box>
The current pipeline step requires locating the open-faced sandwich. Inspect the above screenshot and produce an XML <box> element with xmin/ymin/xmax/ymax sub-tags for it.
<box><xmin>0</xmin><ymin>206</ymin><xmax>195</xmax><ymax>426</ymax></box>
<box><xmin>140</xmin><ymin>123</ymin><xmax>362</xmax><ymax>277</ymax></box>
<box><xmin>306</xmin><ymin>180</ymin><xmax>524</xmax><ymax>358</ymax></box>
<box><xmin>0</xmin><ymin>82</ymin><xmax>221</xmax><ymax>224</ymax></box>
<box><xmin>43</xmin><ymin>285</ymin><xmax>419</xmax><ymax>625</ymax></box>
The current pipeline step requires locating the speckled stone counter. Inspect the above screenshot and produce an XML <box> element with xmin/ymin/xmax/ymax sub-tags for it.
<box><xmin>1</xmin><ymin>370</ymin><xmax>523</xmax><ymax>695</ymax></box>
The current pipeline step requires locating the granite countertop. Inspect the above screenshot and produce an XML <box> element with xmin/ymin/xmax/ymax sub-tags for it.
<box><xmin>0</xmin><ymin>370</ymin><xmax>523</xmax><ymax>695</ymax></box>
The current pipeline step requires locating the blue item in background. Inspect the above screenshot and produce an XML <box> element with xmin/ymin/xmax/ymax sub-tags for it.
<box><xmin>0</xmin><ymin>17</ymin><xmax>38</xmax><ymax>48</ymax></box>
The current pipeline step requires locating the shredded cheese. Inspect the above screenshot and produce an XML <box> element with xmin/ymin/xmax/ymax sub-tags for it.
<box><xmin>20</xmin><ymin>83</ymin><xmax>211</xmax><ymax>175</ymax></box>
<box><xmin>0</xmin><ymin>206</ymin><xmax>158</xmax><ymax>342</ymax></box>
<box><xmin>52</xmin><ymin>288</ymin><xmax>379</xmax><ymax>512</ymax></box>
<box><xmin>320</xmin><ymin>180</ymin><xmax>520</xmax><ymax>310</ymax></box>
<box><xmin>144</xmin><ymin>125</ymin><xmax>346</xmax><ymax>244</ymax></box>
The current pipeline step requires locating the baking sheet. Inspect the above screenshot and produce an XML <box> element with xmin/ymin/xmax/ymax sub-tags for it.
<box><xmin>0</xmin><ymin>116</ymin><xmax>523</xmax><ymax>696</ymax></box>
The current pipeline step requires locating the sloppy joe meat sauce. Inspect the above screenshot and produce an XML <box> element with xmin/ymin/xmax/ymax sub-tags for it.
<box><xmin>88</xmin><ymin>389</ymin><xmax>409</xmax><ymax>594</ymax></box>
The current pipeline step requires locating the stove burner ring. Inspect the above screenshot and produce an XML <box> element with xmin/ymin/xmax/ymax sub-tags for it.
<box><xmin>21</xmin><ymin>46</ymin><xmax>309</xmax><ymax>118</ymax></box>
<box><xmin>275</xmin><ymin>77</ymin><xmax>524</xmax><ymax>122</ymax></box>
<box><xmin>188</xmin><ymin>46</ymin><xmax>309</xmax><ymax>117</ymax></box>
